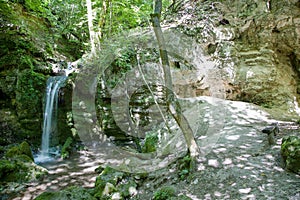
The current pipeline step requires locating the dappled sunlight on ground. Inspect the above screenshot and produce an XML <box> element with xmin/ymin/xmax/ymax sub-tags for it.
<box><xmin>186</xmin><ymin>99</ymin><xmax>300</xmax><ymax>199</ymax></box>
<box><xmin>13</xmin><ymin>151</ymin><xmax>102</xmax><ymax>200</ymax></box>
<box><xmin>10</xmin><ymin>97</ymin><xmax>300</xmax><ymax>199</ymax></box>
<box><xmin>135</xmin><ymin>97</ymin><xmax>300</xmax><ymax>199</ymax></box>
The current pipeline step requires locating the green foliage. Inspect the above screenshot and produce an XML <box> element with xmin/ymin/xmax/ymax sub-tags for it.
<box><xmin>153</xmin><ymin>186</ymin><xmax>176</xmax><ymax>200</ymax></box>
<box><xmin>142</xmin><ymin>132</ymin><xmax>159</xmax><ymax>153</ymax></box>
<box><xmin>177</xmin><ymin>155</ymin><xmax>192</xmax><ymax>180</ymax></box>
<box><xmin>61</xmin><ymin>137</ymin><xmax>73</xmax><ymax>159</ymax></box>
<box><xmin>24</xmin><ymin>0</ymin><xmax>45</xmax><ymax>14</ymax></box>
<box><xmin>94</xmin><ymin>166</ymin><xmax>122</xmax><ymax>198</ymax></box>
<box><xmin>19</xmin><ymin>55</ymin><xmax>34</xmax><ymax>70</ymax></box>
<box><xmin>0</xmin><ymin>159</ymin><xmax>17</xmax><ymax>180</ymax></box>
<box><xmin>104</xmin><ymin>47</ymin><xmax>136</xmax><ymax>88</ymax></box>
<box><xmin>35</xmin><ymin>186</ymin><xmax>96</xmax><ymax>200</ymax></box>
<box><xmin>94</xmin><ymin>0</ymin><xmax>172</xmax><ymax>38</ymax></box>
<box><xmin>45</xmin><ymin>0</ymin><xmax>88</xmax><ymax>54</ymax></box>
<box><xmin>281</xmin><ymin>135</ymin><xmax>300</xmax><ymax>174</ymax></box>
<box><xmin>94</xmin><ymin>166</ymin><xmax>138</xmax><ymax>199</ymax></box>
<box><xmin>16</xmin><ymin>69</ymin><xmax>46</xmax><ymax>119</ymax></box>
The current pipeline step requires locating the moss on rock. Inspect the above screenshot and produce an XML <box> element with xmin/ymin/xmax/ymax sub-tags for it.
<box><xmin>281</xmin><ymin>135</ymin><xmax>300</xmax><ymax>174</ymax></box>
<box><xmin>0</xmin><ymin>158</ymin><xmax>47</xmax><ymax>183</ymax></box>
<box><xmin>20</xmin><ymin>141</ymin><xmax>34</xmax><ymax>161</ymax></box>
<box><xmin>153</xmin><ymin>186</ymin><xmax>177</xmax><ymax>200</ymax></box>
<box><xmin>1</xmin><ymin>142</ymin><xmax>47</xmax><ymax>183</ymax></box>
<box><xmin>5</xmin><ymin>141</ymin><xmax>34</xmax><ymax>161</ymax></box>
<box><xmin>0</xmin><ymin>110</ymin><xmax>21</xmax><ymax>145</ymax></box>
<box><xmin>94</xmin><ymin>166</ymin><xmax>138</xmax><ymax>199</ymax></box>
<box><xmin>34</xmin><ymin>186</ymin><xmax>96</xmax><ymax>200</ymax></box>
<box><xmin>15</xmin><ymin>70</ymin><xmax>46</xmax><ymax>142</ymax></box>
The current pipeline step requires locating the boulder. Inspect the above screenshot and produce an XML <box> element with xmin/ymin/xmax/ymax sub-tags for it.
<box><xmin>5</xmin><ymin>141</ymin><xmax>34</xmax><ymax>161</ymax></box>
<box><xmin>1</xmin><ymin>142</ymin><xmax>47</xmax><ymax>183</ymax></box>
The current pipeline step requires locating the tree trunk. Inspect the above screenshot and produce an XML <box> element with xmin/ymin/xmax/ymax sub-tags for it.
<box><xmin>98</xmin><ymin>0</ymin><xmax>110</xmax><ymax>39</ymax></box>
<box><xmin>86</xmin><ymin>0</ymin><xmax>95</xmax><ymax>53</ymax></box>
<box><xmin>150</xmin><ymin>0</ymin><xmax>200</xmax><ymax>159</ymax></box>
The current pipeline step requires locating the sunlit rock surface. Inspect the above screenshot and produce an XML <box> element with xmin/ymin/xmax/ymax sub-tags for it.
<box><xmin>166</xmin><ymin>0</ymin><xmax>300</xmax><ymax>115</ymax></box>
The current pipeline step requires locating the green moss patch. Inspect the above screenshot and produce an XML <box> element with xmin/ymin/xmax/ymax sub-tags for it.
<box><xmin>35</xmin><ymin>186</ymin><xmax>96</xmax><ymax>200</ymax></box>
<box><xmin>1</xmin><ymin>142</ymin><xmax>47</xmax><ymax>183</ymax></box>
<box><xmin>281</xmin><ymin>135</ymin><xmax>300</xmax><ymax>174</ymax></box>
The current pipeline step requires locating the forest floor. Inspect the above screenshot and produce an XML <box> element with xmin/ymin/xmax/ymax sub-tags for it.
<box><xmin>6</xmin><ymin>98</ymin><xmax>300</xmax><ymax>200</ymax></box>
<box><xmin>6</xmin><ymin>151</ymin><xmax>101</xmax><ymax>200</ymax></box>
<box><xmin>135</xmin><ymin>121</ymin><xmax>300</xmax><ymax>200</ymax></box>
<box><xmin>133</xmin><ymin>98</ymin><xmax>300</xmax><ymax>199</ymax></box>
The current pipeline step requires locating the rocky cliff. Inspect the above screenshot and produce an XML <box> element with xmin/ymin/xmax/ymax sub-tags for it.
<box><xmin>0</xmin><ymin>1</ymin><xmax>84</xmax><ymax>146</ymax></box>
<box><xmin>168</xmin><ymin>0</ymin><xmax>300</xmax><ymax>119</ymax></box>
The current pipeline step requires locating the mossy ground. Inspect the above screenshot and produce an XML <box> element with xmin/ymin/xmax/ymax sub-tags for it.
<box><xmin>0</xmin><ymin>142</ymin><xmax>47</xmax><ymax>184</ymax></box>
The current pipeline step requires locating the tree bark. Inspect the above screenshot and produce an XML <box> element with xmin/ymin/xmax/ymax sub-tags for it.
<box><xmin>86</xmin><ymin>0</ymin><xmax>95</xmax><ymax>53</ymax></box>
<box><xmin>150</xmin><ymin>0</ymin><xmax>200</xmax><ymax>158</ymax></box>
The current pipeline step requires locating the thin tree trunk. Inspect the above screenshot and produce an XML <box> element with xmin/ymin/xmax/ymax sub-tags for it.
<box><xmin>98</xmin><ymin>0</ymin><xmax>110</xmax><ymax>39</ymax></box>
<box><xmin>150</xmin><ymin>0</ymin><xmax>200</xmax><ymax>159</ymax></box>
<box><xmin>86</xmin><ymin>0</ymin><xmax>95</xmax><ymax>53</ymax></box>
<box><xmin>109</xmin><ymin>0</ymin><xmax>112</xmax><ymax>36</ymax></box>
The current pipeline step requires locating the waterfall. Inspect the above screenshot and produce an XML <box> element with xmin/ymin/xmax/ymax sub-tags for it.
<box><xmin>35</xmin><ymin>76</ymin><xmax>67</xmax><ymax>163</ymax></box>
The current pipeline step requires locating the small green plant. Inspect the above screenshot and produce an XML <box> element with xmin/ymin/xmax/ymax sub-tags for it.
<box><xmin>177</xmin><ymin>155</ymin><xmax>192</xmax><ymax>180</ymax></box>
<box><xmin>61</xmin><ymin>137</ymin><xmax>73</xmax><ymax>159</ymax></box>
<box><xmin>142</xmin><ymin>132</ymin><xmax>159</xmax><ymax>153</ymax></box>
<box><xmin>153</xmin><ymin>186</ymin><xmax>176</xmax><ymax>200</ymax></box>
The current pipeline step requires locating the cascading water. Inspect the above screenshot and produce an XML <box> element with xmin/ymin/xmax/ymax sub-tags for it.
<box><xmin>35</xmin><ymin>75</ymin><xmax>67</xmax><ymax>163</ymax></box>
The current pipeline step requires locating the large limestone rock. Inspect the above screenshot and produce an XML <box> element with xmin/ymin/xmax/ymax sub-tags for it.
<box><xmin>167</xmin><ymin>0</ymin><xmax>300</xmax><ymax>116</ymax></box>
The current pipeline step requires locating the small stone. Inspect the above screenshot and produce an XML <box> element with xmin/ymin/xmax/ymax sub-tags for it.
<box><xmin>102</xmin><ymin>182</ymin><xmax>115</xmax><ymax>196</ymax></box>
<box><xmin>112</xmin><ymin>192</ymin><xmax>121</xmax><ymax>200</ymax></box>
<box><xmin>214</xmin><ymin>191</ymin><xmax>222</xmax><ymax>197</ymax></box>
<box><xmin>239</xmin><ymin>188</ymin><xmax>251</xmax><ymax>194</ymax></box>
<box><xmin>222</xmin><ymin>158</ymin><xmax>232</xmax><ymax>165</ymax></box>
<box><xmin>208</xmin><ymin>159</ymin><xmax>219</xmax><ymax>168</ymax></box>
<box><xmin>193</xmin><ymin>178</ymin><xmax>199</xmax><ymax>185</ymax></box>
<box><xmin>129</xmin><ymin>186</ymin><xmax>137</xmax><ymax>196</ymax></box>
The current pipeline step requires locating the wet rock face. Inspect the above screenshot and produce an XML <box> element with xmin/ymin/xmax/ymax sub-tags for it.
<box><xmin>169</xmin><ymin>0</ymin><xmax>300</xmax><ymax>112</ymax></box>
<box><xmin>0</xmin><ymin>1</ymin><xmax>84</xmax><ymax>145</ymax></box>
<box><xmin>281</xmin><ymin>135</ymin><xmax>300</xmax><ymax>174</ymax></box>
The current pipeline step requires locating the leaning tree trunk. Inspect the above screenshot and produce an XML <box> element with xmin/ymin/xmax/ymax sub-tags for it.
<box><xmin>150</xmin><ymin>0</ymin><xmax>200</xmax><ymax>159</ymax></box>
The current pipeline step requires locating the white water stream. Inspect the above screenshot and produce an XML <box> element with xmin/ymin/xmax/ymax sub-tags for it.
<box><xmin>35</xmin><ymin>76</ymin><xmax>67</xmax><ymax>163</ymax></box>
